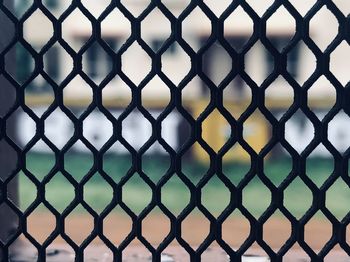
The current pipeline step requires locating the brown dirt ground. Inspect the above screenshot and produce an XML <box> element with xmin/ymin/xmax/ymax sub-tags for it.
<box><xmin>25</xmin><ymin>213</ymin><xmax>348</xmax><ymax>254</ymax></box>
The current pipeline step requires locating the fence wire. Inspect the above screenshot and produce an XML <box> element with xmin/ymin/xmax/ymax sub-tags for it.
<box><xmin>0</xmin><ymin>0</ymin><xmax>350</xmax><ymax>261</ymax></box>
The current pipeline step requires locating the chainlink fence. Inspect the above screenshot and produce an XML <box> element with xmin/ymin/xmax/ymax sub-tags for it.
<box><xmin>0</xmin><ymin>0</ymin><xmax>350</xmax><ymax>261</ymax></box>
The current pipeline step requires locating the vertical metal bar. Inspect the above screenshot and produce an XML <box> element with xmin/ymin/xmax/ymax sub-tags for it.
<box><xmin>0</xmin><ymin>0</ymin><xmax>18</xmax><ymax>260</ymax></box>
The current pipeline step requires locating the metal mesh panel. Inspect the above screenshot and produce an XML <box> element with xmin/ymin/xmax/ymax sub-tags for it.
<box><xmin>0</xmin><ymin>0</ymin><xmax>349</xmax><ymax>261</ymax></box>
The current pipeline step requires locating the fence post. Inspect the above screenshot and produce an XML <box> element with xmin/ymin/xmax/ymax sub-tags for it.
<box><xmin>0</xmin><ymin>0</ymin><xmax>18</xmax><ymax>260</ymax></box>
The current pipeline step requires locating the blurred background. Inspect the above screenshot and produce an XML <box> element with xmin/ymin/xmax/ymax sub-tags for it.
<box><xmin>1</xmin><ymin>0</ymin><xmax>350</xmax><ymax>257</ymax></box>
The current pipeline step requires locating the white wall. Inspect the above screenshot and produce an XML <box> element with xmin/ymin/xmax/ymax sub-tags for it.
<box><xmin>22</xmin><ymin>1</ymin><xmax>350</xmax><ymax>101</ymax></box>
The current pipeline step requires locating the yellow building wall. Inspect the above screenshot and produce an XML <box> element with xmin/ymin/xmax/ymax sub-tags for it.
<box><xmin>192</xmin><ymin>100</ymin><xmax>269</xmax><ymax>163</ymax></box>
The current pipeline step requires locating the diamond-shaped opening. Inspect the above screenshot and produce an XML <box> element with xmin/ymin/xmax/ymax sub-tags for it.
<box><xmin>46</xmin><ymin>172</ymin><xmax>75</xmax><ymax>212</ymax></box>
<box><xmin>25</xmin><ymin>75</ymin><xmax>55</xmax><ymax>117</ymax></box>
<box><xmin>26</xmin><ymin>140</ymin><xmax>56</xmax><ymax>181</ymax></box>
<box><xmin>182</xmin><ymin>142</ymin><xmax>210</xmax><ymax>185</ymax></box>
<box><xmin>305</xmin><ymin>211</ymin><xmax>332</xmax><ymax>251</ymax></box>
<box><xmin>223</xmin><ymin>144</ymin><xmax>251</xmax><ymax>186</ymax></box>
<box><xmin>63</xmin><ymin>75</ymin><xmax>93</xmax><ymax>117</ymax></box>
<box><xmin>101</xmin><ymin>8</ymin><xmax>131</xmax><ymax>52</ymax></box>
<box><xmin>263</xmin><ymin>210</ymin><xmax>291</xmax><ymax>251</ymax></box>
<box><xmin>8</xmin><ymin>234</ymin><xmax>36</xmax><ymax>261</ymax></box>
<box><xmin>307</xmin><ymin>76</ymin><xmax>336</xmax><ymax>118</ymax></box>
<box><xmin>84</xmin><ymin>237</ymin><xmax>113</xmax><ymax>261</ymax></box>
<box><xmin>182</xmin><ymin>76</ymin><xmax>210</xmax><ymax>117</ymax></box>
<box><xmin>44</xmin><ymin>42</ymin><xmax>73</xmax><ymax>84</ymax></box>
<box><xmin>162</xmin><ymin>0</ymin><xmax>190</xmax><ymax>17</ymax></box>
<box><xmin>243</xmin><ymin>110</ymin><xmax>272</xmax><ymax>153</ymax></box>
<box><xmin>82</xmin><ymin>42</ymin><xmax>113</xmax><ymax>84</ymax></box>
<box><xmin>284</xmin><ymin>243</ymin><xmax>309</xmax><ymax>261</ymax></box>
<box><xmin>285</xmin><ymin>109</ymin><xmax>314</xmax><ymax>154</ymax></box>
<box><xmin>181</xmin><ymin>208</ymin><xmax>210</xmax><ymax>248</ymax></box>
<box><xmin>266</xmin><ymin>7</ymin><xmax>296</xmax><ymax>52</ymax></box>
<box><xmin>162</xmin><ymin>42</ymin><xmax>191</xmax><ymax>86</ymax></box>
<box><xmin>23</xmin><ymin>9</ymin><xmax>53</xmax><ymax>52</ymax></box>
<box><xmin>0</xmin><ymin>203</ymin><xmax>19</xmax><ymax>244</ymax></box>
<box><xmin>222</xmin><ymin>209</ymin><xmax>250</xmax><ymax>247</ymax></box>
<box><xmin>264</xmin><ymin>144</ymin><xmax>293</xmax><ymax>186</ymax></box>
<box><xmin>307</xmin><ymin>145</ymin><xmax>333</xmax><ymax>188</ymax></box>
<box><xmin>325</xmin><ymin>245</ymin><xmax>348</xmax><ymax>261</ymax></box>
<box><xmin>84</xmin><ymin>173</ymin><xmax>113</xmax><ymax>214</ymax></box>
<box><xmin>6</xmin><ymin>43</ymin><xmax>35</xmax><ymax>84</ymax></box>
<box><xmin>103</xmin><ymin>142</ymin><xmax>132</xmax><ymax>183</ymax></box>
<box><xmin>81</xmin><ymin>0</ymin><xmax>110</xmax><ymax>18</ymax></box>
<box><xmin>223</xmin><ymin>76</ymin><xmax>252</xmax><ymax>119</ymax></box>
<box><xmin>83</xmin><ymin>109</ymin><xmax>113</xmax><ymax>150</ymax></box>
<box><xmin>242</xmin><ymin>242</ymin><xmax>269</xmax><ymax>261</ymax></box>
<box><xmin>65</xmin><ymin>204</ymin><xmax>94</xmax><ymax>245</ymax></box>
<box><xmin>202</xmin><ymin>241</ymin><xmax>228</xmax><ymax>261</ymax></box>
<box><xmin>161</xmin><ymin>175</ymin><xmax>191</xmax><ymax>216</ymax></box>
<box><xmin>141</xmin><ymin>8</ymin><xmax>171</xmax><ymax>52</ymax></box>
<box><xmin>326</xmin><ymin>177</ymin><xmax>350</xmax><ymax>221</ymax></box>
<box><xmin>333</xmin><ymin>0</ymin><xmax>350</xmax><ymax>16</ymax></box>
<box><xmin>202</xmin><ymin>175</ymin><xmax>230</xmax><ymax>217</ymax></box>
<box><xmin>224</xmin><ymin>7</ymin><xmax>253</xmax><ymax>51</ymax></box>
<box><xmin>162</xmin><ymin>240</ymin><xmax>190</xmax><ymax>261</ymax></box>
<box><xmin>347</xmin><ymin>225</ymin><xmax>350</xmax><ymax>246</ymax></box>
<box><xmin>290</xmin><ymin>41</ymin><xmax>316</xmax><ymax>85</ymax></box>
<box><xmin>203</xmin><ymin>0</ymin><xmax>230</xmax><ymax>17</ymax></box>
<box><xmin>13</xmin><ymin>172</ymin><xmax>36</xmax><ymax>211</ymax></box>
<box><xmin>64</xmin><ymin>140</ymin><xmax>94</xmax><ymax>182</ymax></box>
<box><xmin>328</xmin><ymin>110</ymin><xmax>350</xmax><ymax>154</ymax></box>
<box><xmin>124</xmin><ymin>239</ymin><xmax>151</xmax><ymax>260</ymax></box>
<box><xmin>46</xmin><ymin>236</ymin><xmax>74</xmax><ymax>259</ymax></box>
<box><xmin>202</xmin><ymin>41</ymin><xmax>232</xmax><ymax>87</ymax></box>
<box><xmin>0</xmin><ymin>75</ymin><xmax>16</xmax><ymax>118</ymax></box>
<box><xmin>242</xmin><ymin>176</ymin><xmax>271</xmax><ymax>219</ymax></box>
<box><xmin>245</xmin><ymin>41</ymin><xmax>274</xmax><ymax>86</ymax></box>
<box><xmin>42</xmin><ymin>0</ymin><xmax>72</xmax><ymax>18</ymax></box>
<box><xmin>265</xmin><ymin>76</ymin><xmax>294</xmax><ymax>120</ymax></box>
<box><xmin>0</xmin><ymin>140</ymin><xmax>19</xmax><ymax>179</ymax></box>
<box><xmin>142</xmin><ymin>76</ymin><xmax>170</xmax><ymax>111</ymax></box>
<box><xmin>142</xmin><ymin>142</ymin><xmax>170</xmax><ymax>183</ymax></box>
<box><xmin>121</xmin><ymin>0</ymin><xmax>150</xmax><ymax>17</ymax></box>
<box><xmin>284</xmin><ymin>177</ymin><xmax>312</xmax><ymax>219</ymax></box>
<box><xmin>62</xmin><ymin>8</ymin><xmax>92</xmax><ymax>52</ymax></box>
<box><xmin>182</xmin><ymin>7</ymin><xmax>211</xmax><ymax>52</ymax></box>
<box><xmin>288</xmin><ymin>0</ymin><xmax>316</xmax><ymax>16</ymax></box>
<box><xmin>0</xmin><ymin>9</ymin><xmax>15</xmax><ymax>53</ymax></box>
<box><xmin>25</xmin><ymin>73</ymin><xmax>53</xmax><ymax>97</ymax></box>
<box><xmin>102</xmin><ymin>77</ymin><xmax>132</xmax><ymax>108</ymax></box>
<box><xmin>103</xmin><ymin>206</ymin><xmax>132</xmax><ymax>247</ymax></box>
<box><xmin>309</xmin><ymin>6</ymin><xmax>338</xmax><ymax>52</ymax></box>
<box><xmin>245</xmin><ymin>0</ymin><xmax>274</xmax><ymax>17</ymax></box>
<box><xmin>121</xmin><ymin>41</ymin><xmax>152</xmax><ymax>85</ymax></box>
<box><xmin>27</xmin><ymin>203</ymin><xmax>56</xmax><ymax>244</ymax></box>
<box><xmin>330</xmin><ymin>41</ymin><xmax>350</xmax><ymax>87</ymax></box>
<box><xmin>122</xmin><ymin>109</ymin><xmax>152</xmax><ymax>150</ymax></box>
<box><xmin>45</xmin><ymin>108</ymin><xmax>74</xmax><ymax>149</ymax></box>
<box><xmin>122</xmin><ymin>173</ymin><xmax>152</xmax><ymax>215</ymax></box>
<box><xmin>11</xmin><ymin>0</ymin><xmax>33</xmax><ymax>18</ymax></box>
<box><xmin>9</xmin><ymin>107</ymin><xmax>36</xmax><ymax>148</ymax></box>
<box><xmin>202</xmin><ymin>109</ymin><xmax>231</xmax><ymax>153</ymax></box>
<box><xmin>142</xmin><ymin>207</ymin><xmax>171</xmax><ymax>247</ymax></box>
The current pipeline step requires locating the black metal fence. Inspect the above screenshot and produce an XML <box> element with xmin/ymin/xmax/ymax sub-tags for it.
<box><xmin>0</xmin><ymin>0</ymin><xmax>350</xmax><ymax>261</ymax></box>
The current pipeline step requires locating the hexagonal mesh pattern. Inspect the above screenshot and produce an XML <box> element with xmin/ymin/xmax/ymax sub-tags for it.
<box><xmin>0</xmin><ymin>0</ymin><xmax>349</xmax><ymax>261</ymax></box>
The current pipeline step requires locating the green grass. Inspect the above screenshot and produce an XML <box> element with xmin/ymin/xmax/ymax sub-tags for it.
<box><xmin>18</xmin><ymin>153</ymin><xmax>350</xmax><ymax>220</ymax></box>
